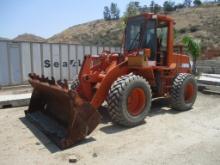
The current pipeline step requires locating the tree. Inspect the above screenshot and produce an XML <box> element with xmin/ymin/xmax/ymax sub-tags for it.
<box><xmin>150</xmin><ymin>1</ymin><xmax>155</xmax><ymax>12</ymax></box>
<box><xmin>124</xmin><ymin>1</ymin><xmax>141</xmax><ymax>17</ymax></box>
<box><xmin>163</xmin><ymin>1</ymin><xmax>175</xmax><ymax>12</ymax></box>
<box><xmin>110</xmin><ymin>3</ymin><xmax>120</xmax><ymax>20</ymax></box>
<box><xmin>184</xmin><ymin>0</ymin><xmax>192</xmax><ymax>7</ymax></box>
<box><xmin>175</xmin><ymin>3</ymin><xmax>185</xmax><ymax>9</ymax></box>
<box><xmin>115</xmin><ymin>8</ymin><xmax>120</xmax><ymax>19</ymax></box>
<box><xmin>134</xmin><ymin>1</ymin><xmax>141</xmax><ymax>9</ymax></box>
<box><xmin>140</xmin><ymin>5</ymin><xmax>148</xmax><ymax>13</ymax></box>
<box><xmin>103</xmin><ymin>6</ymin><xmax>111</xmax><ymax>20</ymax></box>
<box><xmin>103</xmin><ymin>3</ymin><xmax>120</xmax><ymax>21</ymax></box>
<box><xmin>149</xmin><ymin>1</ymin><xmax>161</xmax><ymax>13</ymax></box>
<box><xmin>182</xmin><ymin>36</ymin><xmax>202</xmax><ymax>74</ymax></box>
<box><xmin>193</xmin><ymin>0</ymin><xmax>202</xmax><ymax>6</ymax></box>
<box><xmin>154</xmin><ymin>4</ymin><xmax>161</xmax><ymax>13</ymax></box>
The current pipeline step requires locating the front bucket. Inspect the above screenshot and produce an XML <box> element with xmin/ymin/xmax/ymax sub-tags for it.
<box><xmin>25</xmin><ymin>74</ymin><xmax>101</xmax><ymax>149</ymax></box>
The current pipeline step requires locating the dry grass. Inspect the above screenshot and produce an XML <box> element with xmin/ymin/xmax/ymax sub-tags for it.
<box><xmin>171</xmin><ymin>6</ymin><xmax>220</xmax><ymax>49</ymax></box>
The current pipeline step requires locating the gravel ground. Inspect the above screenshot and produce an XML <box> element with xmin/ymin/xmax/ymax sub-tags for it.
<box><xmin>0</xmin><ymin>91</ymin><xmax>220</xmax><ymax>165</ymax></box>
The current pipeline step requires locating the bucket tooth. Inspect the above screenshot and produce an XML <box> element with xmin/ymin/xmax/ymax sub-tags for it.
<box><xmin>48</xmin><ymin>77</ymin><xmax>56</xmax><ymax>85</ymax></box>
<box><xmin>29</xmin><ymin>73</ymin><xmax>37</xmax><ymax>79</ymax></box>
<box><xmin>51</xmin><ymin>77</ymin><xmax>56</xmax><ymax>85</ymax></box>
<box><xmin>43</xmin><ymin>77</ymin><xmax>49</xmax><ymax>83</ymax></box>
<box><xmin>40</xmin><ymin>75</ymin><xmax>47</xmax><ymax>82</ymax></box>
<box><xmin>57</xmin><ymin>80</ymin><xmax>68</xmax><ymax>89</ymax></box>
<box><xmin>57</xmin><ymin>80</ymin><xmax>63</xmax><ymax>86</ymax></box>
<box><xmin>64</xmin><ymin>79</ymin><xmax>68</xmax><ymax>89</ymax></box>
<box><xmin>29</xmin><ymin>73</ymin><xmax>34</xmax><ymax>79</ymax></box>
<box><xmin>35</xmin><ymin>75</ymin><xmax>40</xmax><ymax>80</ymax></box>
<box><xmin>57</xmin><ymin>80</ymin><xmax>65</xmax><ymax>89</ymax></box>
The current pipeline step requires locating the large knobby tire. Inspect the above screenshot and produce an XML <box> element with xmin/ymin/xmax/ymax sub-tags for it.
<box><xmin>171</xmin><ymin>73</ymin><xmax>197</xmax><ymax>111</ymax></box>
<box><xmin>107</xmin><ymin>73</ymin><xmax>152</xmax><ymax>127</ymax></box>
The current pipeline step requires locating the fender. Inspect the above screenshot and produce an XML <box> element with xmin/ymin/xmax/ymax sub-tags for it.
<box><xmin>91</xmin><ymin>61</ymin><xmax>129</xmax><ymax>109</ymax></box>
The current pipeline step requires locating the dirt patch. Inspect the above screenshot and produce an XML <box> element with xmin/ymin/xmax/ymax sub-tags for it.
<box><xmin>0</xmin><ymin>92</ymin><xmax>220</xmax><ymax>165</ymax></box>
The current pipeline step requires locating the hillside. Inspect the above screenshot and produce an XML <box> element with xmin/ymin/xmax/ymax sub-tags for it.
<box><xmin>48</xmin><ymin>20</ymin><xmax>123</xmax><ymax>46</ymax></box>
<box><xmin>48</xmin><ymin>5</ymin><xmax>220</xmax><ymax>52</ymax></box>
<box><xmin>170</xmin><ymin>5</ymin><xmax>220</xmax><ymax>50</ymax></box>
<box><xmin>13</xmin><ymin>33</ymin><xmax>46</xmax><ymax>42</ymax></box>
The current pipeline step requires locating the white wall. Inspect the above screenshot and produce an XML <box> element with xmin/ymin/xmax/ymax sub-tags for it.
<box><xmin>0</xmin><ymin>40</ymin><xmax>121</xmax><ymax>86</ymax></box>
<box><xmin>0</xmin><ymin>42</ymin><xmax>10</xmax><ymax>85</ymax></box>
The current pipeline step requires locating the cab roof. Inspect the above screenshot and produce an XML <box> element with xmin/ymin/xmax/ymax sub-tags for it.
<box><xmin>127</xmin><ymin>13</ymin><xmax>174</xmax><ymax>23</ymax></box>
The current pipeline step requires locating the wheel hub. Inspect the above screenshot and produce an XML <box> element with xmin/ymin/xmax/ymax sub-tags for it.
<box><xmin>127</xmin><ymin>88</ymin><xmax>146</xmax><ymax>116</ymax></box>
<box><xmin>184</xmin><ymin>82</ymin><xmax>195</xmax><ymax>103</ymax></box>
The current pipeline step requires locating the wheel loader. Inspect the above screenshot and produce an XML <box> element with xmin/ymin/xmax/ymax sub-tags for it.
<box><xmin>25</xmin><ymin>13</ymin><xmax>197</xmax><ymax>149</ymax></box>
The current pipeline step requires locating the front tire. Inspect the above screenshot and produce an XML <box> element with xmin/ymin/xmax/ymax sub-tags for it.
<box><xmin>107</xmin><ymin>73</ymin><xmax>152</xmax><ymax>127</ymax></box>
<box><xmin>171</xmin><ymin>73</ymin><xmax>197</xmax><ymax>111</ymax></box>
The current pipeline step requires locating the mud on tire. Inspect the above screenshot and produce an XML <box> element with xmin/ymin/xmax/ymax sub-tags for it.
<box><xmin>107</xmin><ymin>73</ymin><xmax>152</xmax><ymax>127</ymax></box>
<box><xmin>171</xmin><ymin>73</ymin><xmax>197</xmax><ymax>111</ymax></box>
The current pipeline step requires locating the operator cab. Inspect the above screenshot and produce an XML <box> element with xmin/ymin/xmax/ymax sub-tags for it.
<box><xmin>124</xmin><ymin>14</ymin><xmax>172</xmax><ymax>66</ymax></box>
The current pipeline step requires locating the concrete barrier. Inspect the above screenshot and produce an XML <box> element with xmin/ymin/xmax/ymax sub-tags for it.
<box><xmin>197</xmin><ymin>60</ymin><xmax>220</xmax><ymax>74</ymax></box>
<box><xmin>0</xmin><ymin>93</ymin><xmax>31</xmax><ymax>108</ymax></box>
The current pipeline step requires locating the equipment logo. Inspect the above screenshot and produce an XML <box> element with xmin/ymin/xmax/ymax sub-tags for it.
<box><xmin>44</xmin><ymin>60</ymin><xmax>82</xmax><ymax>68</ymax></box>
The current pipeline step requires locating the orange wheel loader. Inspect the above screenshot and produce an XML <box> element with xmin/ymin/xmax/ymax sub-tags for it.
<box><xmin>25</xmin><ymin>13</ymin><xmax>197</xmax><ymax>149</ymax></box>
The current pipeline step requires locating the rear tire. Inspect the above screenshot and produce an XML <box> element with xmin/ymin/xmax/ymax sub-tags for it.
<box><xmin>171</xmin><ymin>73</ymin><xmax>197</xmax><ymax>111</ymax></box>
<box><xmin>107</xmin><ymin>73</ymin><xmax>152</xmax><ymax>127</ymax></box>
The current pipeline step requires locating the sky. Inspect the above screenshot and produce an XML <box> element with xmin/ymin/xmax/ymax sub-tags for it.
<box><xmin>0</xmin><ymin>0</ymin><xmax>184</xmax><ymax>39</ymax></box>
